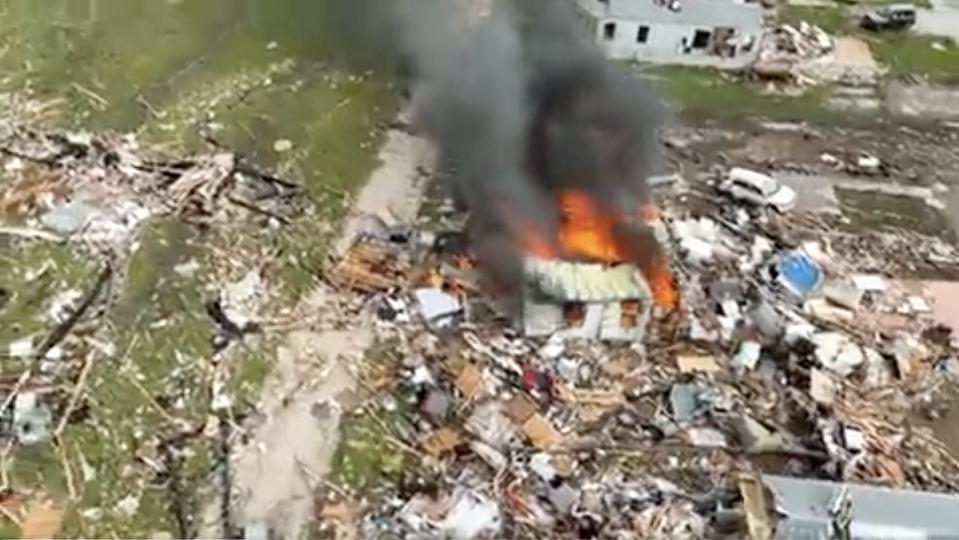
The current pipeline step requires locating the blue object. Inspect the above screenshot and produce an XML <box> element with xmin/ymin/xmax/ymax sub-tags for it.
<box><xmin>775</xmin><ymin>251</ymin><xmax>821</xmax><ymax>297</ymax></box>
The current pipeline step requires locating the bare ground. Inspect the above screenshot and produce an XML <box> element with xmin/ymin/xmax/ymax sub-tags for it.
<box><xmin>199</xmin><ymin>121</ymin><xmax>433</xmax><ymax>538</ymax></box>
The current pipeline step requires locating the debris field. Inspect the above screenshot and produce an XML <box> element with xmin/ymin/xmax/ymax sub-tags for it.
<box><xmin>314</xmin><ymin>1</ymin><xmax>959</xmax><ymax>537</ymax></box>
<box><xmin>0</xmin><ymin>122</ymin><xmax>304</xmax><ymax>538</ymax></box>
<box><xmin>315</xmin><ymin>164</ymin><xmax>959</xmax><ymax>539</ymax></box>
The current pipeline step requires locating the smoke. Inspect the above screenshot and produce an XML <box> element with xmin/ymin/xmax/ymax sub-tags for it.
<box><xmin>519</xmin><ymin>0</ymin><xmax>667</xmax><ymax>209</ymax></box>
<box><xmin>357</xmin><ymin>0</ymin><xmax>668</xmax><ymax>281</ymax></box>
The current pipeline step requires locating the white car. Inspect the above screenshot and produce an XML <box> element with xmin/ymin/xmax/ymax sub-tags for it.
<box><xmin>718</xmin><ymin>167</ymin><xmax>798</xmax><ymax>213</ymax></box>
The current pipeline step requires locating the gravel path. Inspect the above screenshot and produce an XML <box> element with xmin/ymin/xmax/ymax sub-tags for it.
<box><xmin>200</xmin><ymin>120</ymin><xmax>433</xmax><ymax>538</ymax></box>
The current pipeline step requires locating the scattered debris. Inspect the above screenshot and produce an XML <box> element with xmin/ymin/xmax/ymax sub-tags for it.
<box><xmin>755</xmin><ymin>21</ymin><xmax>835</xmax><ymax>85</ymax></box>
<box><xmin>754</xmin><ymin>16</ymin><xmax>880</xmax><ymax>87</ymax></box>
<box><xmin>315</xmin><ymin>161</ymin><xmax>959</xmax><ymax>539</ymax></box>
<box><xmin>0</xmin><ymin>125</ymin><xmax>304</xmax><ymax>536</ymax></box>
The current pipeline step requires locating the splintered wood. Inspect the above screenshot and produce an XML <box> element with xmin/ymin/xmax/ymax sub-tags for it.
<box><xmin>318</xmin><ymin>499</ymin><xmax>360</xmax><ymax>539</ymax></box>
<box><xmin>453</xmin><ymin>364</ymin><xmax>484</xmax><ymax>401</ymax></box>
<box><xmin>522</xmin><ymin>414</ymin><xmax>564</xmax><ymax>450</ymax></box>
<box><xmin>19</xmin><ymin>500</ymin><xmax>65</xmax><ymax>540</ymax></box>
<box><xmin>503</xmin><ymin>394</ymin><xmax>537</xmax><ymax>425</ymax></box>
<box><xmin>326</xmin><ymin>239</ymin><xmax>412</xmax><ymax>293</ymax></box>
<box><xmin>421</xmin><ymin>427</ymin><xmax>463</xmax><ymax>457</ymax></box>
<box><xmin>0</xmin><ymin>172</ymin><xmax>70</xmax><ymax>216</ymax></box>
<box><xmin>559</xmin><ymin>386</ymin><xmax>625</xmax><ymax>422</ymax></box>
<box><xmin>738</xmin><ymin>474</ymin><xmax>773</xmax><ymax>540</ymax></box>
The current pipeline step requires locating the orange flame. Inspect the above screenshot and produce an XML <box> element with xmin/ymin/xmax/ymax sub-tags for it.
<box><xmin>559</xmin><ymin>192</ymin><xmax>626</xmax><ymax>262</ymax></box>
<box><xmin>517</xmin><ymin>190</ymin><xmax>678</xmax><ymax>309</ymax></box>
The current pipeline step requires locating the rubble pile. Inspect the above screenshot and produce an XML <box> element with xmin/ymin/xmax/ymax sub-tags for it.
<box><xmin>754</xmin><ymin>20</ymin><xmax>878</xmax><ymax>87</ymax></box>
<box><xmin>786</xmin><ymin>211</ymin><xmax>959</xmax><ymax>277</ymax></box>
<box><xmin>771</xmin><ymin>22</ymin><xmax>834</xmax><ymax>60</ymax></box>
<box><xmin>1</xmin><ymin>128</ymin><xmax>303</xmax><ymax>252</ymax></box>
<box><xmin>678</xmin><ymin>168</ymin><xmax>959</xmax><ymax>279</ymax></box>
<box><xmin>319</xmin><ymin>190</ymin><xmax>959</xmax><ymax>539</ymax></box>
<box><xmin>754</xmin><ymin>22</ymin><xmax>834</xmax><ymax>85</ymax></box>
<box><xmin>0</xmin><ymin>125</ymin><xmax>301</xmax><ymax>537</ymax></box>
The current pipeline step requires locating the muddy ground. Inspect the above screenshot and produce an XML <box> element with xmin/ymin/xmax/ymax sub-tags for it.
<box><xmin>664</xmin><ymin>118</ymin><xmax>959</xmax><ymax>249</ymax></box>
<box><xmin>666</xmin><ymin>119</ymin><xmax>959</xmax><ymax>186</ymax></box>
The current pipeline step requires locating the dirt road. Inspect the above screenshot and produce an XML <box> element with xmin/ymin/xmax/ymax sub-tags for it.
<box><xmin>200</xmin><ymin>121</ymin><xmax>433</xmax><ymax>538</ymax></box>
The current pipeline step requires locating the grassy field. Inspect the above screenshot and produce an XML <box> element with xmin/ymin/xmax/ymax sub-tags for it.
<box><xmin>637</xmin><ymin>66</ymin><xmax>868</xmax><ymax>124</ymax></box>
<box><xmin>780</xmin><ymin>4</ymin><xmax>852</xmax><ymax>34</ymax></box>
<box><xmin>641</xmin><ymin>1</ymin><xmax>959</xmax><ymax>123</ymax></box>
<box><xmin>835</xmin><ymin>187</ymin><xmax>957</xmax><ymax>242</ymax></box>
<box><xmin>780</xmin><ymin>4</ymin><xmax>959</xmax><ymax>83</ymax></box>
<box><xmin>0</xmin><ymin>0</ymin><xmax>396</xmax><ymax>537</ymax></box>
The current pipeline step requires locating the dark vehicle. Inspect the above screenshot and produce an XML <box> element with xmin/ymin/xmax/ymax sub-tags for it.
<box><xmin>860</xmin><ymin>4</ymin><xmax>917</xmax><ymax>31</ymax></box>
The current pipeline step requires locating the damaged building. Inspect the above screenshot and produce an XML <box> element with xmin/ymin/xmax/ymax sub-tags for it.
<box><xmin>578</xmin><ymin>0</ymin><xmax>764</xmax><ymax>68</ymax></box>
<box><xmin>314</xmin><ymin>1</ymin><xmax>959</xmax><ymax>539</ymax></box>
<box><xmin>405</xmin><ymin>0</ymin><xmax>677</xmax><ymax>343</ymax></box>
<box><xmin>522</xmin><ymin>260</ymin><xmax>654</xmax><ymax>341</ymax></box>
<box><xmin>518</xmin><ymin>205</ymin><xmax>677</xmax><ymax>342</ymax></box>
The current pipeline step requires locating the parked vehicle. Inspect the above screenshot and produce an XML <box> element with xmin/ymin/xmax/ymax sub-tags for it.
<box><xmin>717</xmin><ymin>167</ymin><xmax>798</xmax><ymax>213</ymax></box>
<box><xmin>860</xmin><ymin>4</ymin><xmax>917</xmax><ymax>31</ymax></box>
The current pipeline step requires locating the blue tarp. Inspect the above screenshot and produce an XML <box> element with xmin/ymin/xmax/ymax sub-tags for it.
<box><xmin>776</xmin><ymin>251</ymin><xmax>821</xmax><ymax>297</ymax></box>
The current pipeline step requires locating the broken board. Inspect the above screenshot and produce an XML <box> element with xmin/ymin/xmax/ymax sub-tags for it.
<box><xmin>326</xmin><ymin>239</ymin><xmax>412</xmax><ymax>293</ymax></box>
<box><xmin>453</xmin><ymin>364</ymin><xmax>485</xmax><ymax>401</ymax></box>
<box><xmin>421</xmin><ymin>427</ymin><xmax>463</xmax><ymax>457</ymax></box>
<box><xmin>20</xmin><ymin>501</ymin><xmax>65</xmax><ymax>540</ymax></box>
<box><xmin>521</xmin><ymin>414</ymin><xmax>564</xmax><ymax>450</ymax></box>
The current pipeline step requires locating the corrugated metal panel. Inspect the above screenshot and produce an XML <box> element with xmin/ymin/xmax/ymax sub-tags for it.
<box><xmin>522</xmin><ymin>259</ymin><xmax>650</xmax><ymax>302</ymax></box>
<box><xmin>765</xmin><ymin>475</ymin><xmax>959</xmax><ymax>540</ymax></box>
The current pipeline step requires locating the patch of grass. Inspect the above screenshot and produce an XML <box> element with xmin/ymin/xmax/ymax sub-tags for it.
<box><xmin>330</xmin><ymin>409</ymin><xmax>408</xmax><ymax>491</ymax></box>
<box><xmin>0</xmin><ymin>240</ymin><xmax>94</xmax><ymax>348</ymax></box>
<box><xmin>200</xmin><ymin>69</ymin><xmax>396</xmax><ymax>298</ymax></box>
<box><xmin>128</xmin><ymin>0</ymin><xmax>398</xmax><ymax>299</ymax></box>
<box><xmin>330</xmin><ymin>341</ymin><xmax>410</xmax><ymax>492</ymax></box>
<box><xmin>0</xmin><ymin>522</ymin><xmax>17</xmax><ymax>539</ymax></box>
<box><xmin>0</xmin><ymin>0</ymin><xmax>397</xmax><ymax>537</ymax></box>
<box><xmin>834</xmin><ymin>187</ymin><xmax>955</xmax><ymax>241</ymax></box>
<box><xmin>0</xmin><ymin>0</ymin><xmax>240</xmax><ymax>127</ymax></box>
<box><xmin>867</xmin><ymin>34</ymin><xmax>959</xmax><ymax>83</ymax></box>
<box><xmin>780</xmin><ymin>5</ymin><xmax>852</xmax><ymax>34</ymax></box>
<box><xmin>0</xmin><ymin>220</ymin><xmax>218</xmax><ymax>538</ymax></box>
<box><xmin>640</xmin><ymin>66</ymin><xmax>863</xmax><ymax>124</ymax></box>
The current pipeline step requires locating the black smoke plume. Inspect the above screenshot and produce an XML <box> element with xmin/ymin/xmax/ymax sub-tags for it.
<box><xmin>338</xmin><ymin>0</ymin><xmax>668</xmax><ymax>285</ymax></box>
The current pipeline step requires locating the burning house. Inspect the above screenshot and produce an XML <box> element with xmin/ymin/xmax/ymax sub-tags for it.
<box><xmin>518</xmin><ymin>207</ymin><xmax>677</xmax><ymax>340</ymax></box>
<box><xmin>409</xmin><ymin>0</ymin><xmax>676</xmax><ymax>341</ymax></box>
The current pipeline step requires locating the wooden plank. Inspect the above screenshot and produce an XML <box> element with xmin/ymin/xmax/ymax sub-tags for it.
<box><xmin>20</xmin><ymin>501</ymin><xmax>65</xmax><ymax>540</ymax></box>
<box><xmin>521</xmin><ymin>414</ymin><xmax>563</xmax><ymax>450</ymax></box>
<box><xmin>738</xmin><ymin>473</ymin><xmax>773</xmax><ymax>540</ymax></box>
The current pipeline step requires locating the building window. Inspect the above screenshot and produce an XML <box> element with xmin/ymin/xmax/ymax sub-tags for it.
<box><xmin>603</xmin><ymin>21</ymin><xmax>617</xmax><ymax>40</ymax></box>
<box><xmin>636</xmin><ymin>25</ymin><xmax>650</xmax><ymax>43</ymax></box>
<box><xmin>691</xmin><ymin>29</ymin><xmax>711</xmax><ymax>49</ymax></box>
